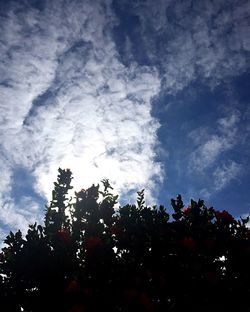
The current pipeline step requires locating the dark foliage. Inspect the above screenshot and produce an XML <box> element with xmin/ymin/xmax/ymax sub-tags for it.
<box><xmin>1</xmin><ymin>168</ymin><xmax>250</xmax><ymax>311</ymax></box>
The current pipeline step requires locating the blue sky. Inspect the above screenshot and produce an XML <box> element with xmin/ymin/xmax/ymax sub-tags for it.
<box><xmin>0</xmin><ymin>0</ymin><xmax>250</xmax><ymax>240</ymax></box>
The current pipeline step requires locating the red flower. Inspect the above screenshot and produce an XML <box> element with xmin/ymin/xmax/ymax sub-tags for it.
<box><xmin>110</xmin><ymin>226</ymin><xmax>123</xmax><ymax>236</ymax></box>
<box><xmin>205</xmin><ymin>271</ymin><xmax>218</xmax><ymax>284</ymax></box>
<box><xmin>246</xmin><ymin>230</ymin><xmax>250</xmax><ymax>240</ymax></box>
<box><xmin>215</xmin><ymin>210</ymin><xmax>234</xmax><ymax>222</ymax></box>
<box><xmin>83</xmin><ymin>287</ymin><xmax>92</xmax><ymax>297</ymax></box>
<box><xmin>69</xmin><ymin>304</ymin><xmax>86</xmax><ymax>312</ymax></box>
<box><xmin>140</xmin><ymin>293</ymin><xmax>154</xmax><ymax>312</ymax></box>
<box><xmin>57</xmin><ymin>229</ymin><xmax>72</xmax><ymax>245</ymax></box>
<box><xmin>66</xmin><ymin>280</ymin><xmax>78</xmax><ymax>293</ymax></box>
<box><xmin>183</xmin><ymin>207</ymin><xmax>192</xmax><ymax>215</ymax></box>
<box><xmin>0</xmin><ymin>252</ymin><xmax>5</xmax><ymax>262</ymax></box>
<box><xmin>245</xmin><ymin>246</ymin><xmax>250</xmax><ymax>255</ymax></box>
<box><xmin>85</xmin><ymin>236</ymin><xmax>102</xmax><ymax>250</ymax></box>
<box><xmin>182</xmin><ymin>236</ymin><xmax>196</xmax><ymax>250</ymax></box>
<box><xmin>123</xmin><ymin>288</ymin><xmax>138</xmax><ymax>301</ymax></box>
<box><xmin>204</xmin><ymin>238</ymin><xmax>215</xmax><ymax>250</ymax></box>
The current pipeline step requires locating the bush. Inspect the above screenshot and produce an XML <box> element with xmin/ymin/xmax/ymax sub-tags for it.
<box><xmin>0</xmin><ymin>168</ymin><xmax>250</xmax><ymax>311</ymax></box>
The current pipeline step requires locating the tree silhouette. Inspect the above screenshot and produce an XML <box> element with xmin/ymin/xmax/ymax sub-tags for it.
<box><xmin>0</xmin><ymin>168</ymin><xmax>250</xmax><ymax>311</ymax></box>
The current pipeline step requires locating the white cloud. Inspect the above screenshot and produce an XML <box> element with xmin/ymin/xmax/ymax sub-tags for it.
<box><xmin>213</xmin><ymin>161</ymin><xmax>242</xmax><ymax>191</ymax></box>
<box><xmin>0</xmin><ymin>0</ymin><xmax>163</xmax><ymax>239</ymax></box>
<box><xmin>0</xmin><ymin>0</ymin><xmax>249</xmax><ymax>240</ymax></box>
<box><xmin>189</xmin><ymin>134</ymin><xmax>233</xmax><ymax>172</ymax></box>
<box><xmin>199</xmin><ymin>188</ymin><xmax>212</xmax><ymax>200</ymax></box>
<box><xmin>120</xmin><ymin>0</ymin><xmax>250</xmax><ymax>92</ymax></box>
<box><xmin>217</xmin><ymin>111</ymin><xmax>240</xmax><ymax>134</ymax></box>
<box><xmin>188</xmin><ymin>111</ymin><xmax>240</xmax><ymax>172</ymax></box>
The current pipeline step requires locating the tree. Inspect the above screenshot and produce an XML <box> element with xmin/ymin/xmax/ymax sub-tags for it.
<box><xmin>0</xmin><ymin>168</ymin><xmax>250</xmax><ymax>311</ymax></box>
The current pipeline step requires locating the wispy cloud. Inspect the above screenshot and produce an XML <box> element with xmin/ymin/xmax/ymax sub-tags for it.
<box><xmin>185</xmin><ymin>108</ymin><xmax>247</xmax><ymax>201</ymax></box>
<box><xmin>188</xmin><ymin>111</ymin><xmax>240</xmax><ymax>172</ymax></box>
<box><xmin>213</xmin><ymin>160</ymin><xmax>242</xmax><ymax>191</ymax></box>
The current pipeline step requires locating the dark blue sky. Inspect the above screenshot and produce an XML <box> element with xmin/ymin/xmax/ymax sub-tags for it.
<box><xmin>154</xmin><ymin>75</ymin><xmax>250</xmax><ymax>216</ymax></box>
<box><xmin>111</xmin><ymin>0</ymin><xmax>250</xmax><ymax>217</ymax></box>
<box><xmin>0</xmin><ymin>0</ymin><xmax>249</xmax><ymax>239</ymax></box>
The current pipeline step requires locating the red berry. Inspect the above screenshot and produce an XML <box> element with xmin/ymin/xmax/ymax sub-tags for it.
<box><xmin>85</xmin><ymin>236</ymin><xmax>102</xmax><ymax>250</ymax></box>
<box><xmin>215</xmin><ymin>210</ymin><xmax>234</xmax><ymax>222</ymax></box>
<box><xmin>182</xmin><ymin>236</ymin><xmax>196</xmax><ymax>250</ymax></box>
<box><xmin>205</xmin><ymin>271</ymin><xmax>218</xmax><ymax>284</ymax></box>
<box><xmin>57</xmin><ymin>229</ymin><xmax>72</xmax><ymax>245</ymax></box>
<box><xmin>183</xmin><ymin>207</ymin><xmax>192</xmax><ymax>215</ymax></box>
<box><xmin>66</xmin><ymin>280</ymin><xmax>78</xmax><ymax>293</ymax></box>
<box><xmin>204</xmin><ymin>238</ymin><xmax>215</xmax><ymax>250</ymax></box>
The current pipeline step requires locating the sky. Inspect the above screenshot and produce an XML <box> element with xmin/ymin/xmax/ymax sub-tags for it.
<box><xmin>0</xmin><ymin>0</ymin><xmax>250</xmax><ymax>240</ymax></box>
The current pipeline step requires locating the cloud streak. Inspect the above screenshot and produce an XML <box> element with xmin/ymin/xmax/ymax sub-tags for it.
<box><xmin>188</xmin><ymin>110</ymin><xmax>240</xmax><ymax>173</ymax></box>
<box><xmin>213</xmin><ymin>160</ymin><xmax>242</xmax><ymax>191</ymax></box>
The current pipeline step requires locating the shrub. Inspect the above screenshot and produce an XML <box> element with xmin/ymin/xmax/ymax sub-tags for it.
<box><xmin>0</xmin><ymin>168</ymin><xmax>250</xmax><ymax>311</ymax></box>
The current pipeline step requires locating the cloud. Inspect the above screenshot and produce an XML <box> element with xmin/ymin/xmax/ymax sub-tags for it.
<box><xmin>213</xmin><ymin>160</ymin><xmax>242</xmax><ymax>191</ymax></box>
<box><xmin>0</xmin><ymin>0</ymin><xmax>163</xmax><ymax>238</ymax></box>
<box><xmin>26</xmin><ymin>61</ymin><xmax>163</xmax><ymax>200</ymax></box>
<box><xmin>199</xmin><ymin>188</ymin><xmax>212</xmax><ymax>200</ymax></box>
<box><xmin>113</xmin><ymin>0</ymin><xmax>250</xmax><ymax>92</ymax></box>
<box><xmin>191</xmin><ymin>136</ymin><xmax>228</xmax><ymax>170</ymax></box>
<box><xmin>0</xmin><ymin>0</ymin><xmax>249</xmax><ymax>239</ymax></box>
<box><xmin>188</xmin><ymin>110</ymin><xmax>240</xmax><ymax>172</ymax></box>
<box><xmin>217</xmin><ymin>111</ymin><xmax>240</xmax><ymax>134</ymax></box>
<box><xmin>186</xmin><ymin>108</ymin><xmax>247</xmax><ymax>197</ymax></box>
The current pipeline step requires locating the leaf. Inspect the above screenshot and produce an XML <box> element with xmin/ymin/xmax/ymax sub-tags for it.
<box><xmin>137</xmin><ymin>189</ymin><xmax>145</xmax><ymax>210</ymax></box>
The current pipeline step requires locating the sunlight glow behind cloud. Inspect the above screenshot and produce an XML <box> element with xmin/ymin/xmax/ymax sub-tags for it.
<box><xmin>0</xmin><ymin>0</ymin><xmax>163</xmax><ymax>238</ymax></box>
<box><xmin>0</xmin><ymin>0</ymin><xmax>250</xmax><ymax>240</ymax></box>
